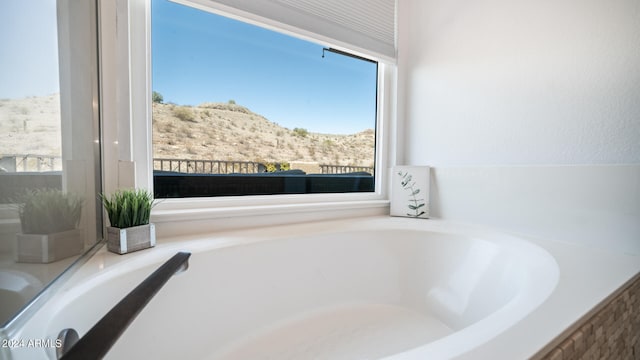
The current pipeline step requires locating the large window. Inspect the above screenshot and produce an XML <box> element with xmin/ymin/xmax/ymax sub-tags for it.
<box><xmin>151</xmin><ymin>0</ymin><xmax>378</xmax><ymax>198</ymax></box>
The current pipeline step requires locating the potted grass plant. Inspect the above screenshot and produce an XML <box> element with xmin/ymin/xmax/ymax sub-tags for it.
<box><xmin>101</xmin><ymin>189</ymin><xmax>156</xmax><ymax>254</ymax></box>
<box><xmin>15</xmin><ymin>189</ymin><xmax>84</xmax><ymax>263</ymax></box>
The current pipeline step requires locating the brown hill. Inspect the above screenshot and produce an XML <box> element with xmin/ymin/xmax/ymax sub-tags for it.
<box><xmin>0</xmin><ymin>94</ymin><xmax>62</xmax><ymax>156</ymax></box>
<box><xmin>1</xmin><ymin>95</ymin><xmax>375</xmax><ymax>173</ymax></box>
<box><xmin>152</xmin><ymin>102</ymin><xmax>375</xmax><ymax>172</ymax></box>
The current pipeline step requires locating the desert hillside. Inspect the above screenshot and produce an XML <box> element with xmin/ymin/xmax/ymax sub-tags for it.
<box><xmin>152</xmin><ymin>101</ymin><xmax>375</xmax><ymax>169</ymax></box>
<box><xmin>0</xmin><ymin>94</ymin><xmax>62</xmax><ymax>156</ymax></box>
<box><xmin>0</xmin><ymin>95</ymin><xmax>375</xmax><ymax>172</ymax></box>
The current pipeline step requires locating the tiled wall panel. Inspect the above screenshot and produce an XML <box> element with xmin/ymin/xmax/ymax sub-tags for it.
<box><xmin>540</xmin><ymin>275</ymin><xmax>640</xmax><ymax>360</ymax></box>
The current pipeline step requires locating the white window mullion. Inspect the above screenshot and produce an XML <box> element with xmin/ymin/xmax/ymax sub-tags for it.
<box><xmin>100</xmin><ymin>0</ymin><xmax>153</xmax><ymax>192</ymax></box>
<box><xmin>129</xmin><ymin>0</ymin><xmax>154</xmax><ymax>191</ymax></box>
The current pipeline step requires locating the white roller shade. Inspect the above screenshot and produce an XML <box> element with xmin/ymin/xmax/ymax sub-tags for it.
<box><xmin>169</xmin><ymin>0</ymin><xmax>397</xmax><ymax>62</ymax></box>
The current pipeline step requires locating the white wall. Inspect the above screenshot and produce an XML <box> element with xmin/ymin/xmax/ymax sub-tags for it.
<box><xmin>397</xmin><ymin>0</ymin><xmax>640</xmax><ymax>253</ymax></box>
<box><xmin>398</xmin><ymin>0</ymin><xmax>640</xmax><ymax>165</ymax></box>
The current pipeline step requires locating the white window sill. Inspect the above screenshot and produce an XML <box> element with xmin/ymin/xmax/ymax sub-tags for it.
<box><xmin>150</xmin><ymin>199</ymin><xmax>390</xmax><ymax>237</ymax></box>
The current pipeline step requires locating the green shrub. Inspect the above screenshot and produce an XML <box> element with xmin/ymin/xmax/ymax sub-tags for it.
<box><xmin>173</xmin><ymin>106</ymin><xmax>196</xmax><ymax>122</ymax></box>
<box><xmin>293</xmin><ymin>127</ymin><xmax>308</xmax><ymax>137</ymax></box>
<box><xmin>101</xmin><ymin>189</ymin><xmax>154</xmax><ymax>228</ymax></box>
<box><xmin>265</xmin><ymin>162</ymin><xmax>291</xmax><ymax>172</ymax></box>
<box><xmin>266</xmin><ymin>163</ymin><xmax>277</xmax><ymax>172</ymax></box>
<box><xmin>17</xmin><ymin>189</ymin><xmax>83</xmax><ymax>234</ymax></box>
<box><xmin>152</xmin><ymin>91</ymin><xmax>164</xmax><ymax>103</ymax></box>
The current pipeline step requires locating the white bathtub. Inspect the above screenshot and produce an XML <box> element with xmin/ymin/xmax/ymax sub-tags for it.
<box><xmin>9</xmin><ymin>216</ymin><xmax>640</xmax><ymax>359</ymax></box>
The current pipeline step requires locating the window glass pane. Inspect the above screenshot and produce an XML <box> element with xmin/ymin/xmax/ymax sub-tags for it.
<box><xmin>151</xmin><ymin>0</ymin><xmax>377</xmax><ymax>198</ymax></box>
<box><xmin>0</xmin><ymin>0</ymin><xmax>102</xmax><ymax>328</ymax></box>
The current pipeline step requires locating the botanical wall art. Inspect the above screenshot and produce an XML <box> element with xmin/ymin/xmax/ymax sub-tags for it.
<box><xmin>390</xmin><ymin>166</ymin><xmax>429</xmax><ymax>219</ymax></box>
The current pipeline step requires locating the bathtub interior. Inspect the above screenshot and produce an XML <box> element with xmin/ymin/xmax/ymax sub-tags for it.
<box><xmin>40</xmin><ymin>225</ymin><xmax>558</xmax><ymax>360</ymax></box>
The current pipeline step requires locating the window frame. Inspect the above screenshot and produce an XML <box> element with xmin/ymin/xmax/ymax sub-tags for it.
<box><xmin>102</xmin><ymin>0</ymin><xmax>397</xmax><ymax>226</ymax></box>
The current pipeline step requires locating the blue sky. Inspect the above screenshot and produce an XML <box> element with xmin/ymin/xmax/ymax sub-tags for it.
<box><xmin>0</xmin><ymin>0</ymin><xmax>377</xmax><ymax>135</ymax></box>
<box><xmin>0</xmin><ymin>0</ymin><xmax>59</xmax><ymax>98</ymax></box>
<box><xmin>152</xmin><ymin>0</ymin><xmax>377</xmax><ymax>134</ymax></box>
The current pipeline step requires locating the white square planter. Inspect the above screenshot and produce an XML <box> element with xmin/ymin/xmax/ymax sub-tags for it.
<box><xmin>15</xmin><ymin>228</ymin><xmax>84</xmax><ymax>263</ymax></box>
<box><xmin>107</xmin><ymin>223</ymin><xmax>156</xmax><ymax>255</ymax></box>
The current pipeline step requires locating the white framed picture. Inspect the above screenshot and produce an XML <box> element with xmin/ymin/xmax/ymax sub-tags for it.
<box><xmin>390</xmin><ymin>166</ymin><xmax>430</xmax><ymax>218</ymax></box>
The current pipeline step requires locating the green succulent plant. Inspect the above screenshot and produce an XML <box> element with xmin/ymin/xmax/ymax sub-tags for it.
<box><xmin>101</xmin><ymin>189</ymin><xmax>155</xmax><ymax>228</ymax></box>
<box><xmin>17</xmin><ymin>189</ymin><xmax>83</xmax><ymax>234</ymax></box>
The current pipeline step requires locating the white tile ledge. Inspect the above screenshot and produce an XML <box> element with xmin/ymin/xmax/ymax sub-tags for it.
<box><xmin>151</xmin><ymin>200</ymin><xmax>390</xmax><ymax>223</ymax></box>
